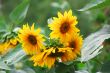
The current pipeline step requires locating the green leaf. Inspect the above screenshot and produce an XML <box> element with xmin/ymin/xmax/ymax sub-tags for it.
<box><xmin>0</xmin><ymin>17</ymin><xmax>8</xmax><ymax>43</ymax></box>
<box><xmin>78</xmin><ymin>0</ymin><xmax>110</xmax><ymax>11</ymax></box>
<box><xmin>9</xmin><ymin>0</ymin><xmax>30</xmax><ymax>24</ymax></box>
<box><xmin>24</xmin><ymin>68</ymin><xmax>36</xmax><ymax>73</ymax></box>
<box><xmin>34</xmin><ymin>67</ymin><xmax>47</xmax><ymax>73</ymax></box>
<box><xmin>55</xmin><ymin>63</ymin><xmax>75</xmax><ymax>73</ymax></box>
<box><xmin>10</xmin><ymin>68</ymin><xmax>36</xmax><ymax>73</ymax></box>
<box><xmin>101</xmin><ymin>61</ymin><xmax>110</xmax><ymax>72</ymax></box>
<box><xmin>81</xmin><ymin>25</ymin><xmax>110</xmax><ymax>62</ymax></box>
<box><xmin>75</xmin><ymin>70</ymin><xmax>89</xmax><ymax>73</ymax></box>
<box><xmin>1</xmin><ymin>44</ymin><xmax>26</xmax><ymax>65</ymax></box>
<box><xmin>47</xmin><ymin>68</ymin><xmax>55</xmax><ymax>73</ymax></box>
<box><xmin>0</xmin><ymin>16</ymin><xmax>7</xmax><ymax>31</ymax></box>
<box><xmin>0</xmin><ymin>62</ymin><xmax>11</xmax><ymax>70</ymax></box>
<box><xmin>0</xmin><ymin>71</ymin><xmax>6</xmax><ymax>73</ymax></box>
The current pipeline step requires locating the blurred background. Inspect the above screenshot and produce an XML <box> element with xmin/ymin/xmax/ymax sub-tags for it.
<box><xmin>0</xmin><ymin>0</ymin><xmax>110</xmax><ymax>73</ymax></box>
<box><xmin>1</xmin><ymin>0</ymin><xmax>109</xmax><ymax>37</ymax></box>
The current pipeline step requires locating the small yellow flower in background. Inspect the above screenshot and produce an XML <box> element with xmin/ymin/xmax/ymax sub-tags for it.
<box><xmin>0</xmin><ymin>42</ymin><xmax>10</xmax><ymax>55</ymax></box>
<box><xmin>30</xmin><ymin>47</ymin><xmax>75</xmax><ymax>68</ymax></box>
<box><xmin>18</xmin><ymin>23</ymin><xmax>45</xmax><ymax>55</ymax></box>
<box><xmin>0</xmin><ymin>38</ymin><xmax>18</xmax><ymax>55</ymax></box>
<box><xmin>9</xmin><ymin>38</ymin><xmax>19</xmax><ymax>48</ymax></box>
<box><xmin>48</xmin><ymin>10</ymin><xmax>79</xmax><ymax>43</ymax></box>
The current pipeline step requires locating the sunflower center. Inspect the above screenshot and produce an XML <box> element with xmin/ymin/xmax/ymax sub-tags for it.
<box><xmin>60</xmin><ymin>22</ymin><xmax>70</xmax><ymax>34</ymax></box>
<box><xmin>69</xmin><ymin>41</ymin><xmax>76</xmax><ymax>48</ymax></box>
<box><xmin>0</xmin><ymin>52</ymin><xmax>2</xmax><ymax>55</ymax></box>
<box><xmin>48</xmin><ymin>48</ymin><xmax>64</xmax><ymax>57</ymax></box>
<box><xmin>28</xmin><ymin>35</ymin><xmax>37</xmax><ymax>45</ymax></box>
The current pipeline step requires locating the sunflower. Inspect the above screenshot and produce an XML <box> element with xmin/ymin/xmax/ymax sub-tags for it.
<box><xmin>18</xmin><ymin>23</ymin><xmax>45</xmax><ymax>55</ymax></box>
<box><xmin>48</xmin><ymin>10</ymin><xmax>79</xmax><ymax>43</ymax></box>
<box><xmin>66</xmin><ymin>34</ymin><xmax>83</xmax><ymax>55</ymax></box>
<box><xmin>0</xmin><ymin>38</ymin><xmax>18</xmax><ymax>55</ymax></box>
<box><xmin>30</xmin><ymin>47</ymin><xmax>75</xmax><ymax>68</ymax></box>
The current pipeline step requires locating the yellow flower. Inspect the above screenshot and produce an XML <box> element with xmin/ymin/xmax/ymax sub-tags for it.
<box><xmin>18</xmin><ymin>23</ymin><xmax>45</xmax><ymax>55</ymax></box>
<box><xmin>9</xmin><ymin>38</ymin><xmax>19</xmax><ymax>48</ymax></box>
<box><xmin>48</xmin><ymin>10</ymin><xmax>79</xmax><ymax>43</ymax></box>
<box><xmin>0</xmin><ymin>38</ymin><xmax>18</xmax><ymax>55</ymax></box>
<box><xmin>30</xmin><ymin>47</ymin><xmax>75</xmax><ymax>68</ymax></box>
<box><xmin>66</xmin><ymin>34</ymin><xmax>83</xmax><ymax>55</ymax></box>
<box><xmin>0</xmin><ymin>42</ymin><xmax>10</xmax><ymax>55</ymax></box>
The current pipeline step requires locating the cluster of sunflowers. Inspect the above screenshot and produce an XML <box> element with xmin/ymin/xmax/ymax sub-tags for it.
<box><xmin>0</xmin><ymin>10</ymin><xmax>83</xmax><ymax>69</ymax></box>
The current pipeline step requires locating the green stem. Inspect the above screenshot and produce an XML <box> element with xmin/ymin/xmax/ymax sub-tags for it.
<box><xmin>86</xmin><ymin>61</ymin><xmax>92</xmax><ymax>73</ymax></box>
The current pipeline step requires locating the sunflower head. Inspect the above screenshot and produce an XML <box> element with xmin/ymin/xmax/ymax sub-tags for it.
<box><xmin>18</xmin><ymin>23</ymin><xmax>45</xmax><ymax>55</ymax></box>
<box><xmin>66</xmin><ymin>34</ymin><xmax>83</xmax><ymax>55</ymax></box>
<box><xmin>48</xmin><ymin>10</ymin><xmax>79</xmax><ymax>43</ymax></box>
<box><xmin>30</xmin><ymin>47</ymin><xmax>75</xmax><ymax>68</ymax></box>
<box><xmin>30</xmin><ymin>34</ymin><xmax>83</xmax><ymax>69</ymax></box>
